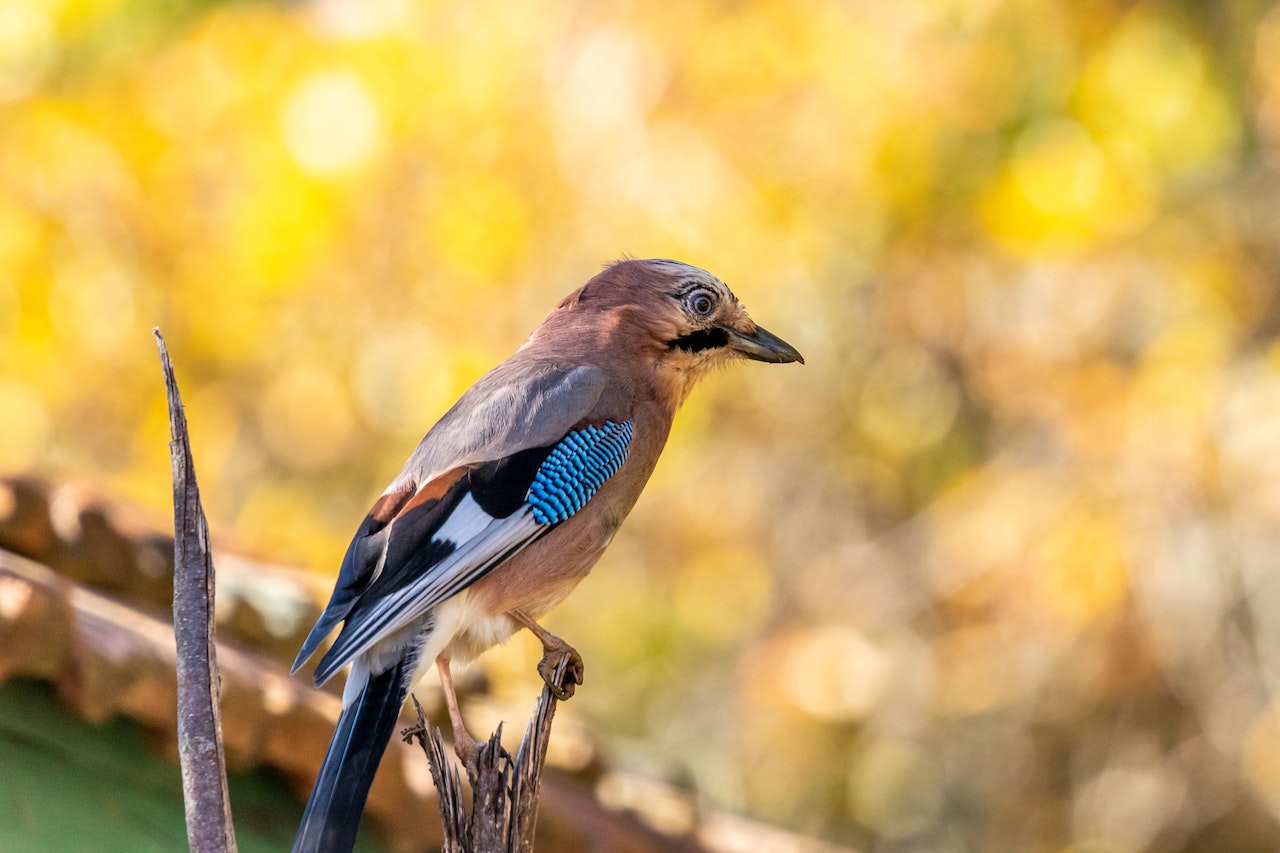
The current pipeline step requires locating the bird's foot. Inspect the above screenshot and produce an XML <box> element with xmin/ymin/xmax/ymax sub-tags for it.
<box><xmin>510</xmin><ymin>610</ymin><xmax>585</xmax><ymax>700</ymax></box>
<box><xmin>435</xmin><ymin>656</ymin><xmax>487</xmax><ymax>775</ymax></box>
<box><xmin>538</xmin><ymin>642</ymin><xmax>584</xmax><ymax>701</ymax></box>
<box><xmin>452</xmin><ymin>728</ymin><xmax>482</xmax><ymax>776</ymax></box>
<box><xmin>457</xmin><ymin>727</ymin><xmax>516</xmax><ymax>781</ymax></box>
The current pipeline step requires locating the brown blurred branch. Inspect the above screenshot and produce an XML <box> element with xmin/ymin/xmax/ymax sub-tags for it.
<box><xmin>155</xmin><ymin>328</ymin><xmax>238</xmax><ymax>853</ymax></box>
<box><xmin>403</xmin><ymin>653</ymin><xmax>573</xmax><ymax>853</ymax></box>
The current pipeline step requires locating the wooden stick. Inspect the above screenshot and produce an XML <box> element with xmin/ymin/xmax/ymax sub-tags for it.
<box><xmin>403</xmin><ymin>653</ymin><xmax>574</xmax><ymax>852</ymax></box>
<box><xmin>155</xmin><ymin>328</ymin><xmax>238</xmax><ymax>853</ymax></box>
<box><xmin>509</xmin><ymin>653</ymin><xmax>572</xmax><ymax>852</ymax></box>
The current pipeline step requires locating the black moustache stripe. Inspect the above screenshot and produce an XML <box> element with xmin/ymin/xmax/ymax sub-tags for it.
<box><xmin>668</xmin><ymin>327</ymin><xmax>728</xmax><ymax>353</ymax></box>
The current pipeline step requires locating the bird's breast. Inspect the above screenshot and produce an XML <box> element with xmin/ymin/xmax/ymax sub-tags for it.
<box><xmin>465</xmin><ymin>502</ymin><xmax>616</xmax><ymax>621</ymax></box>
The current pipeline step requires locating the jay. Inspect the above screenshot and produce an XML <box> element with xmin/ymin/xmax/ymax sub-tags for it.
<box><xmin>291</xmin><ymin>258</ymin><xmax>802</xmax><ymax>852</ymax></box>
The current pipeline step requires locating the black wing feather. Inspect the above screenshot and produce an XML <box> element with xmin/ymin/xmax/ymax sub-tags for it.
<box><xmin>368</xmin><ymin>484</ymin><xmax>467</xmax><ymax>602</ymax></box>
<box><xmin>295</xmin><ymin>442</ymin><xmax>560</xmax><ymax>678</ymax></box>
<box><xmin>467</xmin><ymin>442</ymin><xmax>559</xmax><ymax>518</ymax></box>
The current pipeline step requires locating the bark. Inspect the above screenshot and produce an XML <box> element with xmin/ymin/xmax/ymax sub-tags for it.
<box><xmin>403</xmin><ymin>653</ymin><xmax>575</xmax><ymax>852</ymax></box>
<box><xmin>155</xmin><ymin>328</ymin><xmax>238</xmax><ymax>853</ymax></box>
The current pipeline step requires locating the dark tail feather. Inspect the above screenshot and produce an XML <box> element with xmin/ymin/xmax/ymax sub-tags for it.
<box><xmin>293</xmin><ymin>656</ymin><xmax>411</xmax><ymax>853</ymax></box>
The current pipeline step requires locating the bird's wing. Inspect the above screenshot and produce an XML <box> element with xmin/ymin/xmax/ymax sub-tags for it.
<box><xmin>292</xmin><ymin>363</ymin><xmax>631</xmax><ymax>683</ymax></box>
<box><xmin>395</xmin><ymin>361</ymin><xmax>612</xmax><ymax>487</ymax></box>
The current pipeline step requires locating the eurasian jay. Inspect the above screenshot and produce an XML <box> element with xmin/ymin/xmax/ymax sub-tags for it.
<box><xmin>291</xmin><ymin>258</ymin><xmax>803</xmax><ymax>852</ymax></box>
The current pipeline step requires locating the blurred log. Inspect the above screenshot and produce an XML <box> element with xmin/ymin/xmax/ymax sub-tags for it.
<box><xmin>0</xmin><ymin>473</ymin><xmax>326</xmax><ymax>663</ymax></box>
<box><xmin>0</xmin><ymin>426</ymin><xmax>844</xmax><ymax>851</ymax></box>
<box><xmin>0</xmin><ymin>545</ymin><xmax>448</xmax><ymax>851</ymax></box>
<box><xmin>0</xmin><ymin>540</ymin><xmax>848</xmax><ymax>853</ymax></box>
<box><xmin>403</xmin><ymin>654</ymin><xmax>572</xmax><ymax>853</ymax></box>
<box><xmin>155</xmin><ymin>328</ymin><xmax>239</xmax><ymax>853</ymax></box>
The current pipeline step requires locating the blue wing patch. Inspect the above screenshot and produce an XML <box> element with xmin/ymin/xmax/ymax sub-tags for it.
<box><xmin>303</xmin><ymin>420</ymin><xmax>635</xmax><ymax>682</ymax></box>
<box><xmin>528</xmin><ymin>421</ymin><xmax>633</xmax><ymax>524</ymax></box>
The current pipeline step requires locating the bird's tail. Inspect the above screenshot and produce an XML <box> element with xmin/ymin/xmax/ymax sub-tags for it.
<box><xmin>293</xmin><ymin>656</ymin><xmax>411</xmax><ymax>853</ymax></box>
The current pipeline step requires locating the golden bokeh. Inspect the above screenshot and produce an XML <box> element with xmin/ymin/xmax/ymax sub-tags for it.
<box><xmin>4</xmin><ymin>0</ymin><xmax>1280</xmax><ymax>849</ymax></box>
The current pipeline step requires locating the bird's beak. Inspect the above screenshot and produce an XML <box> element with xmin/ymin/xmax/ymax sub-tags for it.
<box><xmin>726</xmin><ymin>324</ymin><xmax>805</xmax><ymax>364</ymax></box>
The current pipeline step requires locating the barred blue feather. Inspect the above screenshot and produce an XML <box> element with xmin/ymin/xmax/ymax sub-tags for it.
<box><xmin>528</xmin><ymin>421</ymin><xmax>633</xmax><ymax>524</ymax></box>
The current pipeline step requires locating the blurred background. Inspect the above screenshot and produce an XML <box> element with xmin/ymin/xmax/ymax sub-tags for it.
<box><xmin>3</xmin><ymin>0</ymin><xmax>1280</xmax><ymax>850</ymax></box>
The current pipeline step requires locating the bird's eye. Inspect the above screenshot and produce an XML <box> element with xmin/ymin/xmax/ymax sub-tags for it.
<box><xmin>689</xmin><ymin>292</ymin><xmax>715</xmax><ymax>316</ymax></box>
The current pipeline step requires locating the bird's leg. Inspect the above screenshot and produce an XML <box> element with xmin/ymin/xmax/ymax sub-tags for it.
<box><xmin>435</xmin><ymin>656</ymin><xmax>480</xmax><ymax>770</ymax></box>
<box><xmin>510</xmin><ymin>610</ymin><xmax>584</xmax><ymax>700</ymax></box>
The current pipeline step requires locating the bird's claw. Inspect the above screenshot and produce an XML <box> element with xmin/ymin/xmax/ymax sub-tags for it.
<box><xmin>538</xmin><ymin>646</ymin><xmax>584</xmax><ymax>701</ymax></box>
<box><xmin>454</xmin><ymin>731</ymin><xmax>513</xmax><ymax>780</ymax></box>
<box><xmin>453</xmin><ymin>733</ymin><xmax>481</xmax><ymax>776</ymax></box>
<box><xmin>509</xmin><ymin>611</ymin><xmax>584</xmax><ymax>700</ymax></box>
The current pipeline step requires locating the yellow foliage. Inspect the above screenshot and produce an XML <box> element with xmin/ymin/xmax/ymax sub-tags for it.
<box><xmin>3</xmin><ymin>0</ymin><xmax>1279</xmax><ymax>849</ymax></box>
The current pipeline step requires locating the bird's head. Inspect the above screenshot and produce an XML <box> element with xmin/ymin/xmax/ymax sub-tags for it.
<box><xmin>556</xmin><ymin>258</ymin><xmax>803</xmax><ymax>393</ymax></box>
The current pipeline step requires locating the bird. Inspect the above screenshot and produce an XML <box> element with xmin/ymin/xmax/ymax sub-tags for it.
<box><xmin>290</xmin><ymin>258</ymin><xmax>803</xmax><ymax>852</ymax></box>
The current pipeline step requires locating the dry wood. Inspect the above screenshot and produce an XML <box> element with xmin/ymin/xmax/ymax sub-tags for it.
<box><xmin>403</xmin><ymin>653</ymin><xmax>575</xmax><ymax>852</ymax></box>
<box><xmin>155</xmin><ymin>328</ymin><xmax>238</xmax><ymax>853</ymax></box>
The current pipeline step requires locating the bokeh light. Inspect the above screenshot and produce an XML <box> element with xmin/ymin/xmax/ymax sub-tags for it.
<box><xmin>4</xmin><ymin>1</ymin><xmax>1280</xmax><ymax>850</ymax></box>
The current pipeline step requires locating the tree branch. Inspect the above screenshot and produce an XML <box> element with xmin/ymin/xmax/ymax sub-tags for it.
<box><xmin>403</xmin><ymin>653</ymin><xmax>575</xmax><ymax>852</ymax></box>
<box><xmin>155</xmin><ymin>328</ymin><xmax>238</xmax><ymax>853</ymax></box>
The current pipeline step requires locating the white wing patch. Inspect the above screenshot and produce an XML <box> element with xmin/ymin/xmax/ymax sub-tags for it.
<box><xmin>341</xmin><ymin>657</ymin><xmax>371</xmax><ymax>708</ymax></box>
<box><xmin>433</xmin><ymin>493</ymin><xmax>494</xmax><ymax>546</ymax></box>
<box><xmin>315</xmin><ymin>509</ymin><xmax>544</xmax><ymax>679</ymax></box>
